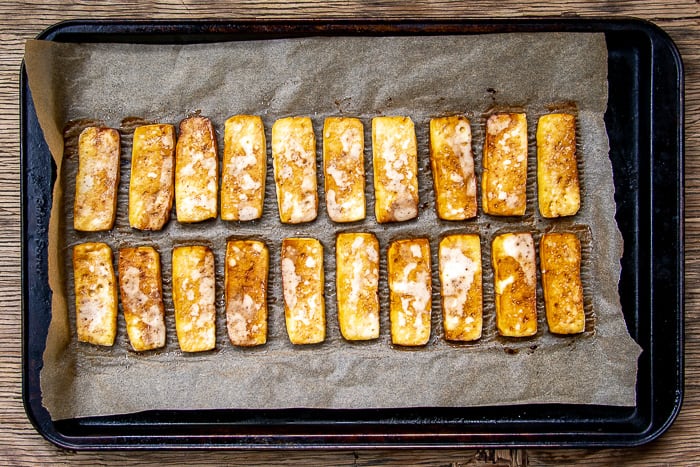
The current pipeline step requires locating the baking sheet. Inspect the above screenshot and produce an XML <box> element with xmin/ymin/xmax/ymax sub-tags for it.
<box><xmin>23</xmin><ymin>32</ymin><xmax>641</xmax><ymax>421</ymax></box>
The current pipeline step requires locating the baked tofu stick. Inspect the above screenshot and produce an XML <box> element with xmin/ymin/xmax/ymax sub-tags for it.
<box><xmin>323</xmin><ymin>117</ymin><xmax>366</xmax><ymax>222</ymax></box>
<box><xmin>272</xmin><ymin>117</ymin><xmax>318</xmax><ymax>223</ymax></box>
<box><xmin>172</xmin><ymin>246</ymin><xmax>216</xmax><ymax>352</ymax></box>
<box><xmin>491</xmin><ymin>232</ymin><xmax>537</xmax><ymax>337</ymax></box>
<box><xmin>281</xmin><ymin>238</ymin><xmax>325</xmax><ymax>344</ymax></box>
<box><xmin>225</xmin><ymin>240</ymin><xmax>269</xmax><ymax>346</ymax></box>
<box><xmin>336</xmin><ymin>233</ymin><xmax>380</xmax><ymax>340</ymax></box>
<box><xmin>74</xmin><ymin>127</ymin><xmax>120</xmax><ymax>231</ymax></box>
<box><xmin>482</xmin><ymin>113</ymin><xmax>528</xmax><ymax>216</ymax></box>
<box><xmin>221</xmin><ymin>115</ymin><xmax>267</xmax><ymax>221</ymax></box>
<box><xmin>429</xmin><ymin>116</ymin><xmax>477</xmax><ymax>220</ymax></box>
<box><xmin>537</xmin><ymin>113</ymin><xmax>581</xmax><ymax>217</ymax></box>
<box><xmin>372</xmin><ymin>116</ymin><xmax>419</xmax><ymax>223</ymax></box>
<box><xmin>388</xmin><ymin>238</ymin><xmax>432</xmax><ymax>346</ymax></box>
<box><xmin>129</xmin><ymin>124</ymin><xmax>175</xmax><ymax>230</ymax></box>
<box><xmin>73</xmin><ymin>242</ymin><xmax>117</xmax><ymax>346</ymax></box>
<box><xmin>439</xmin><ymin>234</ymin><xmax>483</xmax><ymax>341</ymax></box>
<box><xmin>118</xmin><ymin>246</ymin><xmax>166</xmax><ymax>351</ymax></box>
<box><xmin>540</xmin><ymin>233</ymin><xmax>585</xmax><ymax>334</ymax></box>
<box><xmin>175</xmin><ymin>116</ymin><xmax>218</xmax><ymax>223</ymax></box>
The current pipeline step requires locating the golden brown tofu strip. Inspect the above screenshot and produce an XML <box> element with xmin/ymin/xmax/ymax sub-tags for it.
<box><xmin>281</xmin><ymin>238</ymin><xmax>325</xmax><ymax>344</ymax></box>
<box><xmin>73</xmin><ymin>242</ymin><xmax>117</xmax><ymax>346</ymax></box>
<box><xmin>118</xmin><ymin>246</ymin><xmax>166</xmax><ymax>351</ymax></box>
<box><xmin>323</xmin><ymin>117</ymin><xmax>366</xmax><ymax>222</ymax></box>
<box><xmin>482</xmin><ymin>113</ymin><xmax>528</xmax><ymax>216</ymax></box>
<box><xmin>272</xmin><ymin>117</ymin><xmax>318</xmax><ymax>224</ymax></box>
<box><xmin>372</xmin><ymin>116</ymin><xmax>419</xmax><ymax>223</ymax></box>
<box><xmin>491</xmin><ymin>232</ymin><xmax>537</xmax><ymax>337</ymax></box>
<box><xmin>439</xmin><ymin>234</ymin><xmax>482</xmax><ymax>341</ymax></box>
<box><xmin>540</xmin><ymin>232</ymin><xmax>585</xmax><ymax>334</ymax></box>
<box><xmin>225</xmin><ymin>240</ymin><xmax>269</xmax><ymax>346</ymax></box>
<box><xmin>74</xmin><ymin>127</ymin><xmax>121</xmax><ymax>231</ymax></box>
<box><xmin>221</xmin><ymin>115</ymin><xmax>267</xmax><ymax>221</ymax></box>
<box><xmin>429</xmin><ymin>116</ymin><xmax>477</xmax><ymax>220</ymax></box>
<box><xmin>537</xmin><ymin>113</ymin><xmax>581</xmax><ymax>218</ymax></box>
<box><xmin>172</xmin><ymin>246</ymin><xmax>217</xmax><ymax>352</ymax></box>
<box><xmin>336</xmin><ymin>233</ymin><xmax>380</xmax><ymax>341</ymax></box>
<box><xmin>129</xmin><ymin>124</ymin><xmax>175</xmax><ymax>230</ymax></box>
<box><xmin>175</xmin><ymin>116</ymin><xmax>218</xmax><ymax>223</ymax></box>
<box><xmin>388</xmin><ymin>238</ymin><xmax>432</xmax><ymax>346</ymax></box>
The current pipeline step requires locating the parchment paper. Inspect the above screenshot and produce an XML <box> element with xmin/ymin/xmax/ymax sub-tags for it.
<box><xmin>24</xmin><ymin>32</ymin><xmax>642</xmax><ymax>421</ymax></box>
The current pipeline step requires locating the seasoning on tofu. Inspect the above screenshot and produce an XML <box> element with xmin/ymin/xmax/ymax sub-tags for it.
<box><xmin>335</xmin><ymin>232</ymin><xmax>380</xmax><ymax>340</ymax></box>
<box><xmin>225</xmin><ymin>240</ymin><xmax>269</xmax><ymax>346</ymax></box>
<box><xmin>388</xmin><ymin>238</ymin><xmax>432</xmax><ymax>346</ymax></box>
<box><xmin>281</xmin><ymin>238</ymin><xmax>325</xmax><ymax>344</ymax></box>
<box><xmin>429</xmin><ymin>116</ymin><xmax>477</xmax><ymax>220</ymax></box>
<box><xmin>372</xmin><ymin>116</ymin><xmax>419</xmax><ymax>223</ymax></box>
<box><xmin>118</xmin><ymin>246</ymin><xmax>166</xmax><ymax>351</ymax></box>
<box><xmin>491</xmin><ymin>232</ymin><xmax>537</xmax><ymax>337</ymax></box>
<box><xmin>537</xmin><ymin>113</ymin><xmax>580</xmax><ymax>218</ymax></box>
<box><xmin>175</xmin><ymin>116</ymin><xmax>218</xmax><ymax>223</ymax></box>
<box><xmin>74</xmin><ymin>127</ymin><xmax>120</xmax><ymax>232</ymax></box>
<box><xmin>221</xmin><ymin>115</ymin><xmax>267</xmax><ymax>221</ymax></box>
<box><xmin>272</xmin><ymin>117</ymin><xmax>318</xmax><ymax>224</ymax></box>
<box><xmin>73</xmin><ymin>242</ymin><xmax>117</xmax><ymax>346</ymax></box>
<box><xmin>439</xmin><ymin>234</ymin><xmax>482</xmax><ymax>341</ymax></box>
<box><xmin>128</xmin><ymin>124</ymin><xmax>175</xmax><ymax>230</ymax></box>
<box><xmin>172</xmin><ymin>245</ymin><xmax>217</xmax><ymax>352</ymax></box>
<box><xmin>540</xmin><ymin>232</ymin><xmax>585</xmax><ymax>334</ymax></box>
<box><xmin>323</xmin><ymin>117</ymin><xmax>366</xmax><ymax>222</ymax></box>
<box><xmin>482</xmin><ymin>113</ymin><xmax>528</xmax><ymax>216</ymax></box>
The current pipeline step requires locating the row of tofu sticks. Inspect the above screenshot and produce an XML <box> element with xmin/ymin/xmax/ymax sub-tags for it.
<box><xmin>73</xmin><ymin>112</ymin><xmax>580</xmax><ymax>232</ymax></box>
<box><xmin>74</xmin><ymin>229</ymin><xmax>584</xmax><ymax>351</ymax></box>
<box><xmin>72</xmin><ymin>112</ymin><xmax>583</xmax><ymax>351</ymax></box>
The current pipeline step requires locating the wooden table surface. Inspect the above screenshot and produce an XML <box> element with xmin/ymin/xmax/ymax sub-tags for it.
<box><xmin>2</xmin><ymin>1</ymin><xmax>697</xmax><ymax>465</ymax></box>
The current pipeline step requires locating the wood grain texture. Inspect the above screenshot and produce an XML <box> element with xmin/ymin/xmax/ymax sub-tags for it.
<box><xmin>2</xmin><ymin>0</ymin><xmax>698</xmax><ymax>465</ymax></box>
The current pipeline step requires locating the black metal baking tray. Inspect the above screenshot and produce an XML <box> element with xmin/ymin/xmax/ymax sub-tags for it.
<box><xmin>21</xmin><ymin>18</ymin><xmax>684</xmax><ymax>449</ymax></box>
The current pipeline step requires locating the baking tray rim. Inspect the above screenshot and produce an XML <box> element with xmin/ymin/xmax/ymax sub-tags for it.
<box><xmin>20</xmin><ymin>17</ymin><xmax>684</xmax><ymax>450</ymax></box>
